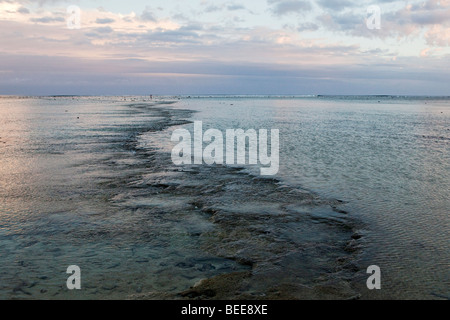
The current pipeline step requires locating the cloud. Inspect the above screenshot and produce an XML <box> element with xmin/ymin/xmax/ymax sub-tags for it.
<box><xmin>142</xmin><ymin>28</ymin><xmax>201</xmax><ymax>44</ymax></box>
<box><xmin>408</xmin><ymin>3</ymin><xmax>450</xmax><ymax>25</ymax></box>
<box><xmin>0</xmin><ymin>0</ymin><xmax>449</xmax><ymax>95</ymax></box>
<box><xmin>93</xmin><ymin>26</ymin><xmax>113</xmax><ymax>34</ymax></box>
<box><xmin>30</xmin><ymin>16</ymin><xmax>64</xmax><ymax>23</ymax></box>
<box><xmin>204</xmin><ymin>5</ymin><xmax>221</xmax><ymax>13</ymax></box>
<box><xmin>425</xmin><ymin>24</ymin><xmax>450</xmax><ymax>46</ymax></box>
<box><xmin>17</xmin><ymin>6</ymin><xmax>29</xmax><ymax>14</ymax></box>
<box><xmin>227</xmin><ymin>4</ymin><xmax>245</xmax><ymax>11</ymax></box>
<box><xmin>316</xmin><ymin>0</ymin><xmax>354</xmax><ymax>11</ymax></box>
<box><xmin>96</xmin><ymin>18</ymin><xmax>115</xmax><ymax>24</ymax></box>
<box><xmin>268</xmin><ymin>0</ymin><xmax>312</xmax><ymax>16</ymax></box>
<box><xmin>420</xmin><ymin>46</ymin><xmax>445</xmax><ymax>57</ymax></box>
<box><xmin>203</xmin><ymin>3</ymin><xmax>246</xmax><ymax>13</ymax></box>
<box><xmin>141</xmin><ymin>7</ymin><xmax>157</xmax><ymax>22</ymax></box>
<box><xmin>297</xmin><ymin>22</ymin><xmax>319</xmax><ymax>31</ymax></box>
<box><xmin>315</xmin><ymin>0</ymin><xmax>450</xmax><ymax>46</ymax></box>
<box><xmin>2</xmin><ymin>51</ymin><xmax>449</xmax><ymax>95</ymax></box>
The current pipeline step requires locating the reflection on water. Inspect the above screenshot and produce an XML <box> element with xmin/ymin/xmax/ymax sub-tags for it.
<box><xmin>0</xmin><ymin>97</ymin><xmax>240</xmax><ymax>299</ymax></box>
<box><xmin>0</xmin><ymin>96</ymin><xmax>448</xmax><ymax>299</ymax></box>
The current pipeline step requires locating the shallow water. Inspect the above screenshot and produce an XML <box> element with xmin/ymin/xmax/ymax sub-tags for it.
<box><xmin>170</xmin><ymin>95</ymin><xmax>449</xmax><ymax>299</ymax></box>
<box><xmin>0</xmin><ymin>96</ymin><xmax>448</xmax><ymax>299</ymax></box>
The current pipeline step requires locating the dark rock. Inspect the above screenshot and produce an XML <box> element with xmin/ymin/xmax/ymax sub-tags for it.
<box><xmin>176</xmin><ymin>262</ymin><xmax>195</xmax><ymax>268</ymax></box>
<box><xmin>351</xmin><ymin>232</ymin><xmax>363</xmax><ymax>240</ymax></box>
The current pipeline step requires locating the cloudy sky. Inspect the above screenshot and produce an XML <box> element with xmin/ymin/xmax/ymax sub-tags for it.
<box><xmin>0</xmin><ymin>0</ymin><xmax>449</xmax><ymax>95</ymax></box>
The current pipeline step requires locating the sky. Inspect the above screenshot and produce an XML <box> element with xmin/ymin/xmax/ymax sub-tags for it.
<box><xmin>0</xmin><ymin>0</ymin><xmax>449</xmax><ymax>95</ymax></box>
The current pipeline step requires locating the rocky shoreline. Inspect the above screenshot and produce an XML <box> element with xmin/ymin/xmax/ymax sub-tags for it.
<box><xmin>121</xmin><ymin>101</ymin><xmax>366</xmax><ymax>300</ymax></box>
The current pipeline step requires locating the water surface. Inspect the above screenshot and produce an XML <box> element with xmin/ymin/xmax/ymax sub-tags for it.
<box><xmin>0</xmin><ymin>95</ymin><xmax>448</xmax><ymax>299</ymax></box>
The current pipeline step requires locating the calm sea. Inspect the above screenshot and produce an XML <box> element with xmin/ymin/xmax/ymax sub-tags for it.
<box><xmin>0</xmin><ymin>95</ymin><xmax>448</xmax><ymax>299</ymax></box>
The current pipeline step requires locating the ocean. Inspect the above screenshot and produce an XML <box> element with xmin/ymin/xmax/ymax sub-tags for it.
<box><xmin>0</xmin><ymin>95</ymin><xmax>448</xmax><ymax>299</ymax></box>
